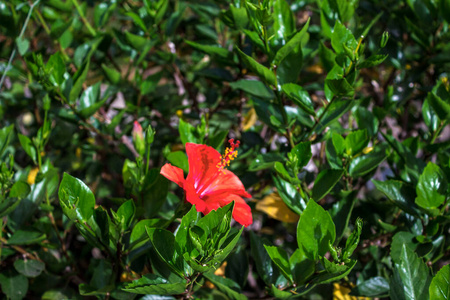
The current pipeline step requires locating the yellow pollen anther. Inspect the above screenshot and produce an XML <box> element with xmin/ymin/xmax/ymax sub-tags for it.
<box><xmin>217</xmin><ymin>139</ymin><xmax>241</xmax><ymax>173</ymax></box>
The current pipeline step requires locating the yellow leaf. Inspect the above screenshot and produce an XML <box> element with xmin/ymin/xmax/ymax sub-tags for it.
<box><xmin>27</xmin><ymin>167</ymin><xmax>39</xmax><ymax>185</ymax></box>
<box><xmin>256</xmin><ymin>192</ymin><xmax>299</xmax><ymax>223</ymax></box>
<box><xmin>333</xmin><ymin>282</ymin><xmax>368</xmax><ymax>300</ymax></box>
<box><xmin>242</xmin><ymin>108</ymin><xmax>257</xmax><ymax>131</ymax></box>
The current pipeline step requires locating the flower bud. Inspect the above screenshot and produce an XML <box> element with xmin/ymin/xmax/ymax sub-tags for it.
<box><xmin>132</xmin><ymin>121</ymin><xmax>145</xmax><ymax>156</ymax></box>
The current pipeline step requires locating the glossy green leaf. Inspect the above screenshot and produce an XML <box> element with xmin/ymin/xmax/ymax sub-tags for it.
<box><xmin>281</xmin><ymin>83</ymin><xmax>315</xmax><ymax>115</ymax></box>
<box><xmin>116</xmin><ymin>199</ymin><xmax>135</xmax><ymax>230</ymax></box>
<box><xmin>146</xmin><ymin>227</ymin><xmax>184</xmax><ymax>277</ymax></box>
<box><xmin>0</xmin><ymin>124</ymin><xmax>14</xmax><ymax>156</ymax></box>
<box><xmin>429</xmin><ymin>264</ymin><xmax>450</xmax><ymax>300</ymax></box>
<box><xmin>123</xmin><ymin>274</ymin><xmax>186</xmax><ymax>295</ymax></box>
<box><xmin>185</xmin><ymin>40</ymin><xmax>229</xmax><ymax>58</ymax></box>
<box><xmin>69</xmin><ymin>61</ymin><xmax>90</xmax><ymax>103</ymax></box>
<box><xmin>297</xmin><ymin>200</ymin><xmax>336</xmax><ymax>260</ymax></box>
<box><xmin>351</xmin><ymin>276</ymin><xmax>390</xmax><ymax>297</ymax></box>
<box><xmin>101</xmin><ymin>64</ymin><xmax>121</xmax><ymax>85</ymax></box>
<box><xmin>18</xmin><ymin>134</ymin><xmax>37</xmax><ymax>164</ymax></box>
<box><xmin>273</xmin><ymin>176</ymin><xmax>306</xmax><ymax>215</ymax></box>
<box><xmin>415</xmin><ymin>162</ymin><xmax>448</xmax><ymax>211</ymax></box>
<box><xmin>236</xmin><ymin>48</ymin><xmax>277</xmax><ymax>87</ymax></box>
<box><xmin>289</xmin><ymin>248</ymin><xmax>314</xmax><ymax>285</ymax></box>
<box><xmin>229</xmin><ymin>80</ymin><xmax>274</xmax><ymax>99</ymax></box>
<box><xmin>372</xmin><ymin>180</ymin><xmax>420</xmax><ymax>216</ymax></box>
<box><xmin>331</xmin><ymin>20</ymin><xmax>358</xmax><ymax>54</ymax></box>
<box><xmin>264</xmin><ymin>245</ymin><xmax>293</xmax><ymax>283</ymax></box>
<box><xmin>326</xmin><ymin>78</ymin><xmax>354</xmax><ymax>97</ymax></box>
<box><xmin>358</xmin><ymin>54</ymin><xmax>388</xmax><ymax>69</ymax></box>
<box><xmin>9</xmin><ymin>181</ymin><xmax>31</xmax><ymax>199</ymax></box>
<box><xmin>392</xmin><ymin>244</ymin><xmax>431</xmax><ymax>300</ymax></box>
<box><xmin>58</xmin><ymin>173</ymin><xmax>95</xmax><ymax>222</ymax></box>
<box><xmin>348</xmin><ymin>145</ymin><xmax>389</xmax><ymax>177</ymax></box>
<box><xmin>250</xmin><ymin>232</ymin><xmax>280</xmax><ymax>286</ymax></box>
<box><xmin>46</xmin><ymin>52</ymin><xmax>66</xmax><ymax>86</ymax></box>
<box><xmin>312</xmin><ymin>169</ymin><xmax>343</xmax><ymax>201</ymax></box>
<box><xmin>345</xmin><ymin>129</ymin><xmax>369</xmax><ymax>156</ymax></box>
<box><xmin>273</xmin><ymin>18</ymin><xmax>310</xmax><ymax>67</ymax></box>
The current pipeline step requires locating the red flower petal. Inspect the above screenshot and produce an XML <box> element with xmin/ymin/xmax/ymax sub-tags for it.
<box><xmin>197</xmin><ymin>169</ymin><xmax>251</xmax><ymax>199</ymax></box>
<box><xmin>212</xmin><ymin>194</ymin><xmax>253</xmax><ymax>227</ymax></box>
<box><xmin>185</xmin><ymin>143</ymin><xmax>221</xmax><ymax>191</ymax></box>
<box><xmin>160</xmin><ymin>163</ymin><xmax>185</xmax><ymax>188</ymax></box>
<box><xmin>185</xmin><ymin>183</ymin><xmax>206</xmax><ymax>212</ymax></box>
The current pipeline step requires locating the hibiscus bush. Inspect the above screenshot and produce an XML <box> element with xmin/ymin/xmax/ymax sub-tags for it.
<box><xmin>1</xmin><ymin>0</ymin><xmax>450</xmax><ymax>299</ymax></box>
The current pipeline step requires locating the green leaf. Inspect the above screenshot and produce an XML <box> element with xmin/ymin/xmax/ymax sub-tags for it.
<box><xmin>229</xmin><ymin>80</ymin><xmax>274</xmax><ymax>100</ymax></box>
<box><xmin>429</xmin><ymin>264</ymin><xmax>450</xmax><ymax>300</ymax></box>
<box><xmin>312</xmin><ymin>169</ymin><xmax>344</xmax><ymax>201</ymax></box>
<box><xmin>116</xmin><ymin>199</ymin><xmax>135</xmax><ymax>231</ymax></box>
<box><xmin>15</xmin><ymin>37</ymin><xmax>30</xmax><ymax>56</ymax></box>
<box><xmin>46</xmin><ymin>52</ymin><xmax>66</xmax><ymax>86</ymax></box>
<box><xmin>179</xmin><ymin>118</ymin><xmax>201</xmax><ymax>145</ymax></box>
<box><xmin>281</xmin><ymin>84</ymin><xmax>315</xmax><ymax>115</ymax></box>
<box><xmin>297</xmin><ymin>200</ymin><xmax>336</xmax><ymax>261</ymax></box>
<box><xmin>415</xmin><ymin>162</ymin><xmax>448</xmax><ymax>211</ymax></box>
<box><xmin>264</xmin><ymin>245</ymin><xmax>293</xmax><ymax>283</ymax></box>
<box><xmin>273</xmin><ymin>18</ymin><xmax>310</xmax><ymax>67</ymax></box>
<box><xmin>311</xmin><ymin>259</ymin><xmax>357</xmax><ymax>284</ymax></box>
<box><xmin>348</xmin><ymin>144</ymin><xmax>389</xmax><ymax>177</ymax></box>
<box><xmin>357</xmin><ymin>54</ymin><xmax>388</xmax><ymax>69</ymax></box>
<box><xmin>14</xmin><ymin>259</ymin><xmax>45</xmax><ymax>278</ymax></box>
<box><xmin>331</xmin><ymin>20</ymin><xmax>358</xmax><ymax>54</ymax></box>
<box><xmin>330</xmin><ymin>191</ymin><xmax>357</xmax><ymax>241</ymax></box>
<box><xmin>58</xmin><ymin>173</ymin><xmax>95</xmax><ymax>222</ymax></box>
<box><xmin>78</xmin><ymin>82</ymin><xmax>105</xmax><ymax>118</ymax></box>
<box><xmin>325</xmin><ymin>78</ymin><xmax>354</xmax><ymax>97</ymax></box>
<box><xmin>271</xmin><ymin>0</ymin><xmax>295</xmax><ymax>46</ymax></box>
<box><xmin>129</xmin><ymin>219</ymin><xmax>164</xmax><ymax>249</ymax></box>
<box><xmin>69</xmin><ymin>61</ymin><xmax>90</xmax><ymax>103</ymax></box>
<box><xmin>0</xmin><ymin>124</ymin><xmax>14</xmax><ymax>156</ymax></box>
<box><xmin>345</xmin><ymin>129</ymin><xmax>369</xmax><ymax>156</ymax></box>
<box><xmin>427</xmin><ymin>92</ymin><xmax>450</xmax><ymax>121</ymax></box>
<box><xmin>166</xmin><ymin>151</ymin><xmax>189</xmax><ymax>173</ymax></box>
<box><xmin>273</xmin><ymin>176</ymin><xmax>306</xmax><ymax>215</ymax></box>
<box><xmin>146</xmin><ymin>227</ymin><xmax>184</xmax><ymax>277</ymax></box>
<box><xmin>250</xmin><ymin>232</ymin><xmax>280</xmax><ymax>286</ymax></box>
<box><xmin>9</xmin><ymin>181</ymin><xmax>31</xmax><ymax>199</ymax></box>
<box><xmin>392</xmin><ymin>244</ymin><xmax>431</xmax><ymax>300</ymax></box>
<box><xmin>123</xmin><ymin>274</ymin><xmax>186</xmax><ymax>295</ymax></box>
<box><xmin>124</xmin><ymin>31</ymin><xmax>150</xmax><ymax>51</ymax></box>
<box><xmin>236</xmin><ymin>48</ymin><xmax>277</xmax><ymax>87</ymax></box>
<box><xmin>351</xmin><ymin>276</ymin><xmax>390</xmax><ymax>297</ymax></box>
<box><xmin>289</xmin><ymin>141</ymin><xmax>312</xmax><ymax>169</ymax></box>
<box><xmin>315</xmin><ymin>100</ymin><xmax>354</xmax><ymax>132</ymax></box>
<box><xmin>0</xmin><ymin>270</ymin><xmax>28</xmax><ymax>300</ymax></box>
<box><xmin>101</xmin><ymin>64</ymin><xmax>121</xmax><ymax>85</ymax></box>
<box><xmin>203</xmin><ymin>272</ymin><xmax>248</xmax><ymax>300</ymax></box>
<box><xmin>142</xmin><ymin>169</ymin><xmax>169</xmax><ymax>218</ymax></box>
<box><xmin>18</xmin><ymin>134</ymin><xmax>37</xmax><ymax>164</ymax></box>
<box><xmin>185</xmin><ymin>40</ymin><xmax>230</xmax><ymax>58</ymax></box>
<box><xmin>342</xmin><ymin>218</ymin><xmax>362</xmax><ymax>261</ymax></box>
<box><xmin>290</xmin><ymin>248</ymin><xmax>315</xmax><ymax>285</ymax></box>
<box><xmin>372</xmin><ymin>180</ymin><xmax>420</xmax><ymax>216</ymax></box>
<box><xmin>355</xmin><ymin>106</ymin><xmax>379</xmax><ymax>137</ymax></box>
<box><xmin>7</xmin><ymin>229</ymin><xmax>46</xmax><ymax>245</ymax></box>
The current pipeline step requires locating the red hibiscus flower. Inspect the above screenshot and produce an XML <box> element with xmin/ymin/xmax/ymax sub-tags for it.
<box><xmin>160</xmin><ymin>140</ymin><xmax>253</xmax><ymax>227</ymax></box>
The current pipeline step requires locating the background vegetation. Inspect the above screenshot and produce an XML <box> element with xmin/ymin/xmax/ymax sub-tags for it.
<box><xmin>0</xmin><ymin>0</ymin><xmax>449</xmax><ymax>299</ymax></box>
